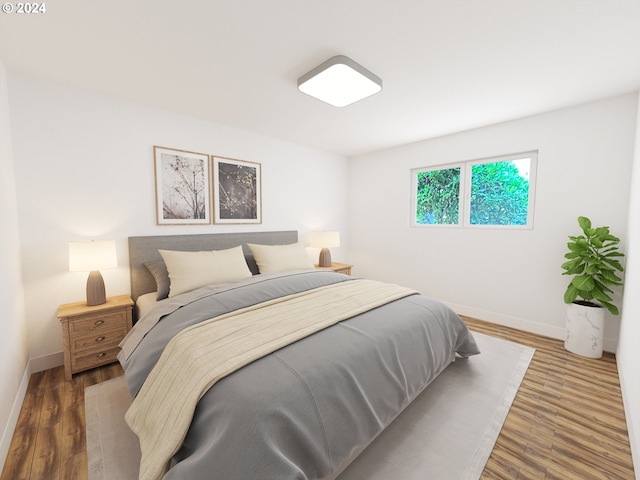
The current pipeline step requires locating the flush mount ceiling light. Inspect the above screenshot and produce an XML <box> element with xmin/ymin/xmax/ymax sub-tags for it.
<box><xmin>297</xmin><ymin>55</ymin><xmax>382</xmax><ymax>107</ymax></box>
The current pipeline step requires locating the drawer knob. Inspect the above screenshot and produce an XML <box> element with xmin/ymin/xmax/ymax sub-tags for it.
<box><xmin>96</xmin><ymin>352</ymin><xmax>106</xmax><ymax>358</ymax></box>
<box><xmin>95</xmin><ymin>336</ymin><xmax>106</xmax><ymax>342</ymax></box>
<box><xmin>94</xmin><ymin>320</ymin><xmax>104</xmax><ymax>326</ymax></box>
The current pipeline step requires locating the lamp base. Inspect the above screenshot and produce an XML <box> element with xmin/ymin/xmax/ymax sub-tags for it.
<box><xmin>318</xmin><ymin>248</ymin><xmax>332</xmax><ymax>268</ymax></box>
<box><xmin>86</xmin><ymin>270</ymin><xmax>107</xmax><ymax>306</ymax></box>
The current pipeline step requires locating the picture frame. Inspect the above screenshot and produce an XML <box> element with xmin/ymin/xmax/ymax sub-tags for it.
<box><xmin>154</xmin><ymin>146</ymin><xmax>211</xmax><ymax>225</ymax></box>
<box><xmin>213</xmin><ymin>156</ymin><xmax>262</xmax><ymax>224</ymax></box>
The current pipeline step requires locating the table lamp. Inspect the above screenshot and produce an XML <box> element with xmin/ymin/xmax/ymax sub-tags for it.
<box><xmin>309</xmin><ymin>231</ymin><xmax>340</xmax><ymax>267</ymax></box>
<box><xmin>69</xmin><ymin>240</ymin><xmax>117</xmax><ymax>306</ymax></box>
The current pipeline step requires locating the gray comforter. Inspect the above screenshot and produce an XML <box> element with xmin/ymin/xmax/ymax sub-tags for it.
<box><xmin>120</xmin><ymin>270</ymin><xmax>479</xmax><ymax>480</ymax></box>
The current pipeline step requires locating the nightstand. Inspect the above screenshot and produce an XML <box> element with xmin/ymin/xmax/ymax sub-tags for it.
<box><xmin>314</xmin><ymin>262</ymin><xmax>353</xmax><ymax>275</ymax></box>
<box><xmin>58</xmin><ymin>294</ymin><xmax>133</xmax><ymax>381</ymax></box>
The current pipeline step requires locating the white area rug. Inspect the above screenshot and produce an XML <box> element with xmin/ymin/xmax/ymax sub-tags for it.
<box><xmin>85</xmin><ymin>332</ymin><xmax>534</xmax><ymax>480</ymax></box>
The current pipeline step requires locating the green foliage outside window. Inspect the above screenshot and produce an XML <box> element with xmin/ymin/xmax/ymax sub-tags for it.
<box><xmin>470</xmin><ymin>161</ymin><xmax>529</xmax><ymax>225</ymax></box>
<box><xmin>415</xmin><ymin>167</ymin><xmax>460</xmax><ymax>224</ymax></box>
<box><xmin>414</xmin><ymin>158</ymin><xmax>531</xmax><ymax>226</ymax></box>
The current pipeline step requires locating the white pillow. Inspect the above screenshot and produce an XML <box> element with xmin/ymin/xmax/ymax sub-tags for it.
<box><xmin>158</xmin><ymin>246</ymin><xmax>252</xmax><ymax>297</ymax></box>
<box><xmin>247</xmin><ymin>242</ymin><xmax>315</xmax><ymax>274</ymax></box>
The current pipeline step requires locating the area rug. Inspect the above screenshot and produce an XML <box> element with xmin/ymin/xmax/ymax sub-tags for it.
<box><xmin>85</xmin><ymin>332</ymin><xmax>534</xmax><ymax>480</ymax></box>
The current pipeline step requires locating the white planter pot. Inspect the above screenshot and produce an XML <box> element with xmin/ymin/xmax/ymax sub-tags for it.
<box><xmin>565</xmin><ymin>302</ymin><xmax>605</xmax><ymax>359</ymax></box>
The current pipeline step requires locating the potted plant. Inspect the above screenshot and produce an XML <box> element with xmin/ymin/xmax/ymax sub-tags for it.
<box><xmin>561</xmin><ymin>216</ymin><xmax>625</xmax><ymax>358</ymax></box>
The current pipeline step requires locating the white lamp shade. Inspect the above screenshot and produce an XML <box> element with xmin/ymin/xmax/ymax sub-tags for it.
<box><xmin>69</xmin><ymin>240</ymin><xmax>117</xmax><ymax>272</ymax></box>
<box><xmin>309</xmin><ymin>231</ymin><xmax>340</xmax><ymax>249</ymax></box>
<box><xmin>298</xmin><ymin>56</ymin><xmax>382</xmax><ymax>107</ymax></box>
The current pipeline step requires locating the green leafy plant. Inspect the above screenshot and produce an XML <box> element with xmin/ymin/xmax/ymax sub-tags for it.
<box><xmin>561</xmin><ymin>216</ymin><xmax>625</xmax><ymax>315</ymax></box>
<box><xmin>416</xmin><ymin>167</ymin><xmax>460</xmax><ymax>224</ymax></box>
<box><xmin>469</xmin><ymin>161</ymin><xmax>529</xmax><ymax>226</ymax></box>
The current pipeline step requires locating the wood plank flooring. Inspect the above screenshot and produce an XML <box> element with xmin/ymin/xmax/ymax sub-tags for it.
<box><xmin>463</xmin><ymin>317</ymin><xmax>635</xmax><ymax>480</ymax></box>
<box><xmin>1</xmin><ymin>318</ymin><xmax>635</xmax><ymax>479</ymax></box>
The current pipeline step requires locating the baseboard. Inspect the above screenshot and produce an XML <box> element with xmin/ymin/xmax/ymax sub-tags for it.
<box><xmin>29</xmin><ymin>351</ymin><xmax>64</xmax><ymax>374</ymax></box>
<box><xmin>0</xmin><ymin>363</ymin><xmax>31</xmax><ymax>473</ymax></box>
<box><xmin>446</xmin><ymin>302</ymin><xmax>619</xmax><ymax>353</ymax></box>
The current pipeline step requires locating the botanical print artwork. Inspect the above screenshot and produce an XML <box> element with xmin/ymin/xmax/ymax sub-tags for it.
<box><xmin>213</xmin><ymin>157</ymin><xmax>262</xmax><ymax>224</ymax></box>
<box><xmin>154</xmin><ymin>146</ymin><xmax>211</xmax><ymax>225</ymax></box>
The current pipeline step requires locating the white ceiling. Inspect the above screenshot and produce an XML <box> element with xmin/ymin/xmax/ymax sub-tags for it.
<box><xmin>1</xmin><ymin>0</ymin><xmax>639</xmax><ymax>157</ymax></box>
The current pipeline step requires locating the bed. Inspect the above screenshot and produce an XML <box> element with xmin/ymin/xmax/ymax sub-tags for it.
<box><xmin>119</xmin><ymin>231</ymin><xmax>480</xmax><ymax>480</ymax></box>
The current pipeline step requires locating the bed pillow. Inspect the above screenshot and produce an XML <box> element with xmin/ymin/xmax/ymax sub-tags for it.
<box><xmin>144</xmin><ymin>261</ymin><xmax>171</xmax><ymax>301</ymax></box>
<box><xmin>158</xmin><ymin>246</ymin><xmax>252</xmax><ymax>297</ymax></box>
<box><xmin>247</xmin><ymin>242</ymin><xmax>315</xmax><ymax>274</ymax></box>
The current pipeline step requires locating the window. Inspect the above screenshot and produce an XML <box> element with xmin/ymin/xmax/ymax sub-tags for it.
<box><xmin>414</xmin><ymin>165</ymin><xmax>462</xmax><ymax>225</ymax></box>
<box><xmin>411</xmin><ymin>151</ymin><xmax>537</xmax><ymax>228</ymax></box>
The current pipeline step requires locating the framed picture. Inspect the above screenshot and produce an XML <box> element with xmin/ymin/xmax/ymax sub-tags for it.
<box><xmin>213</xmin><ymin>156</ymin><xmax>262</xmax><ymax>224</ymax></box>
<box><xmin>154</xmin><ymin>146</ymin><xmax>211</xmax><ymax>225</ymax></box>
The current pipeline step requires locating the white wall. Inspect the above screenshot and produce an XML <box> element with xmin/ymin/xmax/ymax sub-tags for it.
<box><xmin>0</xmin><ymin>63</ymin><xmax>29</xmax><ymax>469</ymax></box>
<box><xmin>7</xmin><ymin>73</ymin><xmax>349</xmax><ymax>366</ymax></box>
<box><xmin>348</xmin><ymin>93</ymin><xmax>638</xmax><ymax>351</ymax></box>
<box><xmin>617</xmin><ymin>94</ymin><xmax>640</xmax><ymax>479</ymax></box>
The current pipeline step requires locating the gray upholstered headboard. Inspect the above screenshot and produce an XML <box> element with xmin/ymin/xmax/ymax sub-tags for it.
<box><xmin>128</xmin><ymin>231</ymin><xmax>298</xmax><ymax>302</ymax></box>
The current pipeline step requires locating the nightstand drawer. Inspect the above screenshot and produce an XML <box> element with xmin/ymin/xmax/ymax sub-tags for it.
<box><xmin>71</xmin><ymin>346</ymin><xmax>121</xmax><ymax>372</ymax></box>
<box><xmin>68</xmin><ymin>311</ymin><xmax>128</xmax><ymax>336</ymax></box>
<box><xmin>314</xmin><ymin>262</ymin><xmax>352</xmax><ymax>275</ymax></box>
<box><xmin>332</xmin><ymin>266</ymin><xmax>351</xmax><ymax>275</ymax></box>
<box><xmin>69</xmin><ymin>325</ymin><xmax>128</xmax><ymax>353</ymax></box>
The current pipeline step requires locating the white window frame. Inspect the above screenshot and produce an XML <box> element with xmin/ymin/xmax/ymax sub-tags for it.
<box><xmin>411</xmin><ymin>151</ymin><xmax>538</xmax><ymax>229</ymax></box>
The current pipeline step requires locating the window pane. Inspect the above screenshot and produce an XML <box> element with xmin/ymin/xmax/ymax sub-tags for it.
<box><xmin>415</xmin><ymin>167</ymin><xmax>460</xmax><ymax>224</ymax></box>
<box><xmin>469</xmin><ymin>159</ymin><xmax>530</xmax><ymax>225</ymax></box>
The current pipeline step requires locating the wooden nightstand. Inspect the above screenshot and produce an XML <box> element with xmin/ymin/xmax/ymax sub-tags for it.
<box><xmin>314</xmin><ymin>262</ymin><xmax>352</xmax><ymax>275</ymax></box>
<box><xmin>58</xmin><ymin>294</ymin><xmax>133</xmax><ymax>381</ymax></box>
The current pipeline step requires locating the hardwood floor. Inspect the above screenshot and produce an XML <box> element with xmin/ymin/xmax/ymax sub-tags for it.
<box><xmin>1</xmin><ymin>362</ymin><xmax>123</xmax><ymax>480</ymax></box>
<box><xmin>464</xmin><ymin>317</ymin><xmax>635</xmax><ymax>480</ymax></box>
<box><xmin>1</xmin><ymin>318</ymin><xmax>635</xmax><ymax>479</ymax></box>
